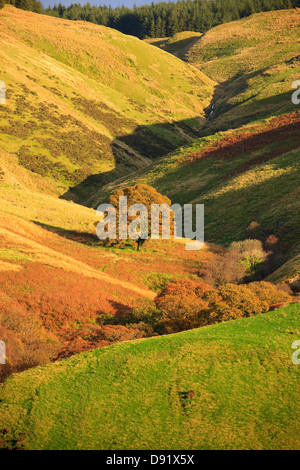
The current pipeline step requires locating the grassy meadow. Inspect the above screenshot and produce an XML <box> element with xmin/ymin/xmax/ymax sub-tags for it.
<box><xmin>0</xmin><ymin>303</ymin><xmax>299</xmax><ymax>450</ymax></box>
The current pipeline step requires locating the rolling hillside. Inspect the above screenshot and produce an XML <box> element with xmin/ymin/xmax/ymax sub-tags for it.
<box><xmin>150</xmin><ymin>10</ymin><xmax>300</xmax><ymax>129</ymax></box>
<box><xmin>183</xmin><ymin>9</ymin><xmax>300</xmax><ymax>129</ymax></box>
<box><xmin>0</xmin><ymin>303</ymin><xmax>299</xmax><ymax>450</ymax></box>
<box><xmin>92</xmin><ymin>10</ymin><xmax>300</xmax><ymax>282</ymax></box>
<box><xmin>0</xmin><ymin>7</ymin><xmax>299</xmax><ymax>451</ymax></box>
<box><xmin>0</xmin><ymin>6</ymin><xmax>213</xmax><ymax>201</ymax></box>
<box><xmin>145</xmin><ymin>31</ymin><xmax>203</xmax><ymax>60</ymax></box>
<box><xmin>88</xmin><ymin>110</ymin><xmax>300</xmax><ymax>282</ymax></box>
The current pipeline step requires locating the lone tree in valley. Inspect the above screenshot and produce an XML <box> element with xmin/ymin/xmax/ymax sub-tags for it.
<box><xmin>101</xmin><ymin>184</ymin><xmax>174</xmax><ymax>251</ymax></box>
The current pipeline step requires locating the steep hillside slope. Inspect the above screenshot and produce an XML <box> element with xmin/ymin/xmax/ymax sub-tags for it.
<box><xmin>0</xmin><ymin>180</ymin><xmax>212</xmax><ymax>327</ymax></box>
<box><xmin>0</xmin><ymin>303</ymin><xmax>299</xmax><ymax>450</ymax></box>
<box><xmin>145</xmin><ymin>31</ymin><xmax>203</xmax><ymax>60</ymax></box>
<box><xmin>91</xmin><ymin>110</ymin><xmax>300</xmax><ymax>282</ymax></box>
<box><xmin>184</xmin><ymin>9</ymin><xmax>300</xmax><ymax>129</ymax></box>
<box><xmin>0</xmin><ymin>179</ymin><xmax>213</xmax><ymax>374</ymax></box>
<box><xmin>89</xmin><ymin>112</ymin><xmax>300</xmax><ymax>242</ymax></box>
<box><xmin>0</xmin><ymin>6</ymin><xmax>213</xmax><ymax>200</ymax></box>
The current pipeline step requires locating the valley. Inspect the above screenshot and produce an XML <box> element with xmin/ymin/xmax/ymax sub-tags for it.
<box><xmin>0</xmin><ymin>5</ymin><xmax>299</xmax><ymax>451</ymax></box>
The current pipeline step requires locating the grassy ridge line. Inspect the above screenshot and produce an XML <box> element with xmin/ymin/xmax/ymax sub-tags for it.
<box><xmin>183</xmin><ymin>9</ymin><xmax>300</xmax><ymax>129</ymax></box>
<box><xmin>0</xmin><ymin>303</ymin><xmax>299</xmax><ymax>450</ymax></box>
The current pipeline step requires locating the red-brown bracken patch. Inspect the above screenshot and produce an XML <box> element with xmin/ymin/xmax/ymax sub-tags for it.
<box><xmin>182</xmin><ymin>112</ymin><xmax>300</xmax><ymax>179</ymax></box>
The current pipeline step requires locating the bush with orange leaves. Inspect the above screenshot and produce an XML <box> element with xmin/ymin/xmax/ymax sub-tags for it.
<box><xmin>246</xmin><ymin>281</ymin><xmax>290</xmax><ymax>309</ymax></box>
<box><xmin>57</xmin><ymin>323</ymin><xmax>147</xmax><ymax>359</ymax></box>
<box><xmin>154</xmin><ymin>279</ymin><xmax>213</xmax><ymax>333</ymax></box>
<box><xmin>203</xmin><ymin>283</ymin><xmax>269</xmax><ymax>324</ymax></box>
<box><xmin>0</xmin><ymin>264</ymin><xmax>119</xmax><ymax>335</ymax></box>
<box><xmin>0</xmin><ymin>293</ymin><xmax>60</xmax><ymax>382</ymax></box>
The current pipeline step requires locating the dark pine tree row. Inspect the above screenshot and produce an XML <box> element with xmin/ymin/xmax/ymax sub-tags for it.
<box><xmin>1</xmin><ymin>0</ymin><xmax>299</xmax><ymax>39</ymax></box>
<box><xmin>45</xmin><ymin>0</ymin><xmax>299</xmax><ymax>38</ymax></box>
<box><xmin>1</xmin><ymin>0</ymin><xmax>43</xmax><ymax>13</ymax></box>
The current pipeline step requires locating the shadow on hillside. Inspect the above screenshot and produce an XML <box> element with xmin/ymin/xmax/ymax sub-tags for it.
<box><xmin>60</xmin><ymin>84</ymin><xmax>296</xmax><ymax>208</ymax></box>
<box><xmin>163</xmin><ymin>36</ymin><xmax>203</xmax><ymax>57</ymax></box>
<box><xmin>195</xmin><ymin>151</ymin><xmax>300</xmax><ymax>250</ymax></box>
<box><xmin>108</xmin><ymin>300</ymin><xmax>131</xmax><ymax>318</ymax></box>
<box><xmin>32</xmin><ymin>221</ymin><xmax>98</xmax><ymax>246</ymax></box>
<box><xmin>204</xmin><ymin>67</ymin><xmax>294</xmax><ymax>133</ymax></box>
<box><xmin>203</xmin><ymin>114</ymin><xmax>299</xmax><ymax>182</ymax></box>
<box><xmin>60</xmin><ymin>117</ymin><xmax>205</xmax><ymax>204</ymax></box>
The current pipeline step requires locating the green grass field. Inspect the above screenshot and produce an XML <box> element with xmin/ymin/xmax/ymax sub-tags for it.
<box><xmin>0</xmin><ymin>303</ymin><xmax>299</xmax><ymax>450</ymax></box>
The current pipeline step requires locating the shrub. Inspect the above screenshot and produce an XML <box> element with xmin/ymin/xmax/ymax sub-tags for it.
<box><xmin>201</xmin><ymin>250</ymin><xmax>247</xmax><ymax>287</ymax></box>
<box><xmin>247</xmin><ymin>281</ymin><xmax>290</xmax><ymax>308</ymax></box>
<box><xmin>0</xmin><ymin>264</ymin><xmax>116</xmax><ymax>334</ymax></box>
<box><xmin>0</xmin><ymin>293</ymin><xmax>60</xmax><ymax>382</ymax></box>
<box><xmin>146</xmin><ymin>272</ymin><xmax>173</xmax><ymax>292</ymax></box>
<box><xmin>126</xmin><ymin>298</ymin><xmax>163</xmax><ymax>333</ymax></box>
<box><xmin>204</xmin><ymin>283</ymin><xmax>269</xmax><ymax>324</ymax></box>
<box><xmin>57</xmin><ymin>323</ymin><xmax>147</xmax><ymax>359</ymax></box>
<box><xmin>155</xmin><ymin>279</ymin><xmax>213</xmax><ymax>333</ymax></box>
<box><xmin>265</xmin><ymin>234</ymin><xmax>279</xmax><ymax>250</ymax></box>
<box><xmin>230</xmin><ymin>239</ymin><xmax>267</xmax><ymax>272</ymax></box>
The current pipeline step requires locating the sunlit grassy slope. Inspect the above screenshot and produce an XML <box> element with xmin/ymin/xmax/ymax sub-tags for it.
<box><xmin>0</xmin><ymin>303</ymin><xmax>299</xmax><ymax>450</ymax></box>
<box><xmin>0</xmin><ymin>180</ymin><xmax>212</xmax><ymax>302</ymax></box>
<box><xmin>183</xmin><ymin>9</ymin><xmax>300</xmax><ymax>129</ymax></box>
<box><xmin>0</xmin><ymin>6</ymin><xmax>213</xmax><ymax>199</ymax></box>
